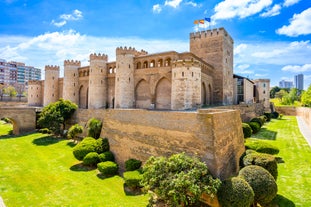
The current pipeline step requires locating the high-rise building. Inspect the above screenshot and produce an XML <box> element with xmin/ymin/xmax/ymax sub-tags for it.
<box><xmin>295</xmin><ymin>74</ymin><xmax>304</xmax><ymax>90</ymax></box>
<box><xmin>279</xmin><ymin>80</ymin><xmax>293</xmax><ymax>89</ymax></box>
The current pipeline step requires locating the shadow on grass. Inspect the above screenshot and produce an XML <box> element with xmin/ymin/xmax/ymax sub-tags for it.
<box><xmin>32</xmin><ymin>136</ymin><xmax>65</xmax><ymax>146</ymax></box>
<box><xmin>272</xmin><ymin>194</ymin><xmax>295</xmax><ymax>207</ymax></box>
<box><xmin>0</xmin><ymin>131</ymin><xmax>37</xmax><ymax>140</ymax></box>
<box><xmin>123</xmin><ymin>184</ymin><xmax>143</xmax><ymax>196</ymax></box>
<box><xmin>96</xmin><ymin>173</ymin><xmax>118</xmax><ymax>180</ymax></box>
<box><xmin>251</xmin><ymin>128</ymin><xmax>277</xmax><ymax>140</ymax></box>
<box><xmin>67</xmin><ymin>141</ymin><xmax>77</xmax><ymax>148</ymax></box>
<box><xmin>70</xmin><ymin>163</ymin><xmax>96</xmax><ymax>172</ymax></box>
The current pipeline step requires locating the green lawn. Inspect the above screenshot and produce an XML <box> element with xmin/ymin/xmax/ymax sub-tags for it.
<box><xmin>0</xmin><ymin>127</ymin><xmax>148</xmax><ymax>207</ymax></box>
<box><xmin>0</xmin><ymin>120</ymin><xmax>12</xmax><ymax>136</ymax></box>
<box><xmin>251</xmin><ymin>116</ymin><xmax>311</xmax><ymax>207</ymax></box>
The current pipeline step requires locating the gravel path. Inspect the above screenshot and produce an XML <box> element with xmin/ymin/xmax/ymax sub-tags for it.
<box><xmin>0</xmin><ymin>196</ymin><xmax>5</xmax><ymax>207</ymax></box>
<box><xmin>296</xmin><ymin>116</ymin><xmax>311</xmax><ymax>147</ymax></box>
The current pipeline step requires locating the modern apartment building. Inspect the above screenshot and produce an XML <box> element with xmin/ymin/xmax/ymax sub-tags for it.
<box><xmin>279</xmin><ymin>80</ymin><xmax>293</xmax><ymax>89</ymax></box>
<box><xmin>294</xmin><ymin>74</ymin><xmax>304</xmax><ymax>90</ymax></box>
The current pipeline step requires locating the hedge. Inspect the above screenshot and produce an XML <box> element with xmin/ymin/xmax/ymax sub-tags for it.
<box><xmin>242</xmin><ymin>123</ymin><xmax>252</xmax><ymax>138</ymax></box>
<box><xmin>72</xmin><ymin>137</ymin><xmax>99</xmax><ymax>161</ymax></box>
<box><xmin>125</xmin><ymin>158</ymin><xmax>142</xmax><ymax>171</ymax></box>
<box><xmin>248</xmin><ymin>122</ymin><xmax>261</xmax><ymax>134</ymax></box>
<box><xmin>83</xmin><ymin>152</ymin><xmax>100</xmax><ymax>166</ymax></box>
<box><xmin>123</xmin><ymin>170</ymin><xmax>143</xmax><ymax>188</ymax></box>
<box><xmin>97</xmin><ymin>161</ymin><xmax>118</xmax><ymax>176</ymax></box>
<box><xmin>99</xmin><ymin>151</ymin><xmax>115</xmax><ymax>162</ymax></box>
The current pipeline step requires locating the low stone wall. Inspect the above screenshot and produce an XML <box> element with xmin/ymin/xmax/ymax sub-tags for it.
<box><xmin>72</xmin><ymin>108</ymin><xmax>245</xmax><ymax>180</ymax></box>
<box><xmin>215</xmin><ymin>102</ymin><xmax>265</xmax><ymax>122</ymax></box>
<box><xmin>275</xmin><ymin>106</ymin><xmax>311</xmax><ymax>129</ymax></box>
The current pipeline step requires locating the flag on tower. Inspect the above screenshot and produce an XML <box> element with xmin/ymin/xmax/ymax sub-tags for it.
<box><xmin>194</xmin><ymin>20</ymin><xmax>199</xmax><ymax>24</ymax></box>
<box><xmin>199</xmin><ymin>19</ymin><xmax>205</xmax><ymax>24</ymax></box>
<box><xmin>205</xmin><ymin>17</ymin><xmax>211</xmax><ymax>22</ymax></box>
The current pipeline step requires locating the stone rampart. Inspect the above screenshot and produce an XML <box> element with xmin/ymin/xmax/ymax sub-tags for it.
<box><xmin>275</xmin><ymin>106</ymin><xmax>311</xmax><ymax>129</ymax></box>
<box><xmin>72</xmin><ymin>108</ymin><xmax>245</xmax><ymax>180</ymax></box>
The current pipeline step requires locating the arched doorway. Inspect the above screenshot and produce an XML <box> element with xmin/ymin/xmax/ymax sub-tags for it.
<box><xmin>155</xmin><ymin>78</ymin><xmax>171</xmax><ymax>109</ymax></box>
<box><xmin>79</xmin><ymin>86</ymin><xmax>89</xmax><ymax>109</ymax></box>
<box><xmin>201</xmin><ymin>82</ymin><xmax>207</xmax><ymax>105</ymax></box>
<box><xmin>135</xmin><ymin>80</ymin><xmax>151</xmax><ymax>109</ymax></box>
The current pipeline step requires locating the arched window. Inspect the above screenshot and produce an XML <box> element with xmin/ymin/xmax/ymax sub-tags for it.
<box><xmin>150</xmin><ymin>60</ymin><xmax>155</xmax><ymax>68</ymax></box>
<box><xmin>143</xmin><ymin>61</ymin><xmax>148</xmax><ymax>68</ymax></box>
<box><xmin>137</xmin><ymin>62</ymin><xmax>141</xmax><ymax>69</ymax></box>
<box><xmin>157</xmin><ymin>59</ymin><xmax>163</xmax><ymax>67</ymax></box>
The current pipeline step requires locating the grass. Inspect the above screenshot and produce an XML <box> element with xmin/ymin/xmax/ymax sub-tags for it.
<box><xmin>0</xmin><ymin>120</ymin><xmax>12</xmax><ymax>136</ymax></box>
<box><xmin>250</xmin><ymin>116</ymin><xmax>311</xmax><ymax>207</ymax></box>
<box><xmin>0</xmin><ymin>126</ymin><xmax>148</xmax><ymax>207</ymax></box>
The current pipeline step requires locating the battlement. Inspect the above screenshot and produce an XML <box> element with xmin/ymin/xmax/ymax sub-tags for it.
<box><xmin>64</xmin><ymin>60</ymin><xmax>81</xmax><ymax>67</ymax></box>
<box><xmin>190</xmin><ymin>27</ymin><xmax>233</xmax><ymax>43</ymax></box>
<box><xmin>45</xmin><ymin>65</ymin><xmax>59</xmax><ymax>71</ymax></box>
<box><xmin>173</xmin><ymin>59</ymin><xmax>201</xmax><ymax>68</ymax></box>
<box><xmin>116</xmin><ymin>46</ymin><xmax>137</xmax><ymax>55</ymax></box>
<box><xmin>135</xmin><ymin>49</ymin><xmax>148</xmax><ymax>56</ymax></box>
<box><xmin>28</xmin><ymin>80</ymin><xmax>42</xmax><ymax>85</ymax></box>
<box><xmin>90</xmin><ymin>53</ymin><xmax>108</xmax><ymax>61</ymax></box>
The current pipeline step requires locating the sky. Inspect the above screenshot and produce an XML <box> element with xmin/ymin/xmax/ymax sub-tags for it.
<box><xmin>0</xmin><ymin>0</ymin><xmax>310</xmax><ymax>89</ymax></box>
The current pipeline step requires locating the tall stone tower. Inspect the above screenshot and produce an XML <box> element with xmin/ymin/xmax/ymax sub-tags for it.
<box><xmin>190</xmin><ymin>27</ymin><xmax>234</xmax><ymax>105</ymax></box>
<box><xmin>114</xmin><ymin>47</ymin><xmax>135</xmax><ymax>108</ymax></box>
<box><xmin>171</xmin><ymin>59</ymin><xmax>201</xmax><ymax>110</ymax></box>
<box><xmin>88</xmin><ymin>53</ymin><xmax>108</xmax><ymax>109</ymax></box>
<box><xmin>63</xmin><ymin>60</ymin><xmax>80</xmax><ymax>105</ymax></box>
<box><xmin>43</xmin><ymin>65</ymin><xmax>59</xmax><ymax>106</ymax></box>
<box><xmin>27</xmin><ymin>80</ymin><xmax>43</xmax><ymax>106</ymax></box>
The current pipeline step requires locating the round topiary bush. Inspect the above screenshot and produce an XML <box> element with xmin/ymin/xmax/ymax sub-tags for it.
<box><xmin>97</xmin><ymin>161</ymin><xmax>118</xmax><ymax>176</ymax></box>
<box><xmin>96</xmin><ymin>137</ymin><xmax>110</xmax><ymax>153</ymax></box>
<box><xmin>125</xmin><ymin>158</ymin><xmax>142</xmax><ymax>171</ymax></box>
<box><xmin>83</xmin><ymin>152</ymin><xmax>100</xmax><ymax>166</ymax></box>
<box><xmin>264</xmin><ymin>113</ymin><xmax>272</xmax><ymax>122</ymax></box>
<box><xmin>250</xmin><ymin>117</ymin><xmax>263</xmax><ymax>127</ymax></box>
<box><xmin>123</xmin><ymin>170</ymin><xmax>143</xmax><ymax>188</ymax></box>
<box><xmin>248</xmin><ymin>122</ymin><xmax>261</xmax><ymax>134</ymax></box>
<box><xmin>72</xmin><ymin>137</ymin><xmax>99</xmax><ymax>161</ymax></box>
<box><xmin>217</xmin><ymin>177</ymin><xmax>254</xmax><ymax>207</ymax></box>
<box><xmin>243</xmin><ymin>152</ymin><xmax>278</xmax><ymax>180</ymax></box>
<box><xmin>242</xmin><ymin>123</ymin><xmax>252</xmax><ymax>138</ymax></box>
<box><xmin>239</xmin><ymin>165</ymin><xmax>278</xmax><ymax>206</ymax></box>
<box><xmin>99</xmin><ymin>151</ymin><xmax>115</xmax><ymax>162</ymax></box>
<box><xmin>271</xmin><ymin>111</ymin><xmax>279</xmax><ymax>119</ymax></box>
<box><xmin>38</xmin><ymin>128</ymin><xmax>52</xmax><ymax>134</ymax></box>
<box><xmin>245</xmin><ymin>139</ymin><xmax>279</xmax><ymax>155</ymax></box>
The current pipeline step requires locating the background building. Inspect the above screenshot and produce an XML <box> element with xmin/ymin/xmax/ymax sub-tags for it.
<box><xmin>279</xmin><ymin>80</ymin><xmax>293</xmax><ymax>89</ymax></box>
<box><xmin>295</xmin><ymin>74</ymin><xmax>304</xmax><ymax>90</ymax></box>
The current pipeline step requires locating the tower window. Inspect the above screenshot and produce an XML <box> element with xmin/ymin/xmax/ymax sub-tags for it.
<box><xmin>74</xmin><ymin>73</ymin><xmax>75</xmax><ymax>77</ymax></box>
<box><xmin>129</xmin><ymin>77</ymin><xmax>130</xmax><ymax>82</ymax></box>
<box><xmin>192</xmin><ymin>72</ymin><xmax>194</xmax><ymax>77</ymax></box>
<box><xmin>73</xmin><ymin>93</ymin><xmax>75</xmax><ymax>96</ymax></box>
<box><xmin>74</xmin><ymin>83</ymin><xmax>75</xmax><ymax>86</ymax></box>
<box><xmin>129</xmin><ymin>64</ymin><xmax>131</xmax><ymax>68</ymax></box>
<box><xmin>182</xmin><ymin>72</ymin><xmax>184</xmax><ymax>77</ymax></box>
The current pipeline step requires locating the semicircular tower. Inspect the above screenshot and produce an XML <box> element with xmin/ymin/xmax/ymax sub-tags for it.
<box><xmin>27</xmin><ymin>80</ymin><xmax>43</xmax><ymax>106</ymax></box>
<box><xmin>43</xmin><ymin>65</ymin><xmax>59</xmax><ymax>106</ymax></box>
<box><xmin>63</xmin><ymin>60</ymin><xmax>80</xmax><ymax>105</ymax></box>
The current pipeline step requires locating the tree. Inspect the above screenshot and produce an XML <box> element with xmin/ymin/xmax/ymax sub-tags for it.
<box><xmin>270</xmin><ymin>86</ymin><xmax>281</xmax><ymax>98</ymax></box>
<box><xmin>141</xmin><ymin>153</ymin><xmax>221</xmax><ymax>207</ymax></box>
<box><xmin>87</xmin><ymin>118</ymin><xmax>102</xmax><ymax>139</ymax></box>
<box><xmin>3</xmin><ymin>85</ymin><xmax>17</xmax><ymax>97</ymax></box>
<box><xmin>281</xmin><ymin>88</ymin><xmax>300</xmax><ymax>105</ymax></box>
<box><xmin>275</xmin><ymin>89</ymin><xmax>288</xmax><ymax>100</ymax></box>
<box><xmin>38</xmin><ymin>99</ymin><xmax>77</xmax><ymax>135</ymax></box>
<box><xmin>67</xmin><ymin>124</ymin><xmax>83</xmax><ymax>141</ymax></box>
<box><xmin>301</xmin><ymin>84</ymin><xmax>311</xmax><ymax>106</ymax></box>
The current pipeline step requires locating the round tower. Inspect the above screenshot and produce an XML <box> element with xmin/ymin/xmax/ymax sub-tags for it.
<box><xmin>43</xmin><ymin>65</ymin><xmax>59</xmax><ymax>106</ymax></box>
<box><xmin>63</xmin><ymin>60</ymin><xmax>80</xmax><ymax>105</ymax></box>
<box><xmin>27</xmin><ymin>80</ymin><xmax>43</xmax><ymax>106</ymax></box>
<box><xmin>88</xmin><ymin>53</ymin><xmax>108</xmax><ymax>109</ymax></box>
<box><xmin>171</xmin><ymin>59</ymin><xmax>201</xmax><ymax>110</ymax></box>
<box><xmin>114</xmin><ymin>47</ymin><xmax>136</xmax><ymax>108</ymax></box>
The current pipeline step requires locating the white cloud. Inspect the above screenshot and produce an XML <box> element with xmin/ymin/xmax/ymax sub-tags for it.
<box><xmin>234</xmin><ymin>64</ymin><xmax>254</xmax><ymax>75</ymax></box>
<box><xmin>234</xmin><ymin>43</ymin><xmax>248</xmax><ymax>55</ymax></box>
<box><xmin>276</xmin><ymin>8</ymin><xmax>311</xmax><ymax>37</ymax></box>
<box><xmin>185</xmin><ymin>1</ymin><xmax>202</xmax><ymax>8</ymax></box>
<box><xmin>152</xmin><ymin>4</ymin><xmax>162</xmax><ymax>13</ymax></box>
<box><xmin>212</xmin><ymin>0</ymin><xmax>272</xmax><ymax>20</ymax></box>
<box><xmin>283</xmin><ymin>0</ymin><xmax>301</xmax><ymax>7</ymax></box>
<box><xmin>282</xmin><ymin>64</ymin><xmax>311</xmax><ymax>72</ymax></box>
<box><xmin>0</xmin><ymin>31</ymin><xmax>188</xmax><ymax>77</ymax></box>
<box><xmin>255</xmin><ymin>73</ymin><xmax>268</xmax><ymax>77</ymax></box>
<box><xmin>164</xmin><ymin>0</ymin><xmax>183</xmax><ymax>8</ymax></box>
<box><xmin>51</xmin><ymin>9</ymin><xmax>83</xmax><ymax>27</ymax></box>
<box><xmin>260</xmin><ymin>4</ymin><xmax>281</xmax><ymax>17</ymax></box>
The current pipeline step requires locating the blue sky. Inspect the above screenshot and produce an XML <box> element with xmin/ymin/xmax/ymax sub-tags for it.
<box><xmin>0</xmin><ymin>0</ymin><xmax>310</xmax><ymax>89</ymax></box>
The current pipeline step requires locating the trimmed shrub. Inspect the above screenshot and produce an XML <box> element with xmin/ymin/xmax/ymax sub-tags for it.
<box><xmin>239</xmin><ymin>165</ymin><xmax>278</xmax><ymax>206</ymax></box>
<box><xmin>259</xmin><ymin>115</ymin><xmax>267</xmax><ymax>124</ymax></box>
<box><xmin>271</xmin><ymin>111</ymin><xmax>279</xmax><ymax>119</ymax></box>
<box><xmin>250</xmin><ymin>117</ymin><xmax>264</xmax><ymax>127</ymax></box>
<box><xmin>125</xmin><ymin>158</ymin><xmax>142</xmax><ymax>171</ymax></box>
<box><xmin>87</xmin><ymin>118</ymin><xmax>102</xmax><ymax>139</ymax></box>
<box><xmin>99</xmin><ymin>151</ymin><xmax>115</xmax><ymax>162</ymax></box>
<box><xmin>242</xmin><ymin>123</ymin><xmax>252</xmax><ymax>138</ymax></box>
<box><xmin>72</xmin><ymin>137</ymin><xmax>99</xmax><ymax>161</ymax></box>
<box><xmin>97</xmin><ymin>161</ymin><xmax>118</xmax><ymax>176</ymax></box>
<box><xmin>123</xmin><ymin>170</ymin><xmax>143</xmax><ymax>188</ymax></box>
<box><xmin>96</xmin><ymin>137</ymin><xmax>110</xmax><ymax>153</ymax></box>
<box><xmin>264</xmin><ymin>113</ymin><xmax>272</xmax><ymax>122</ymax></box>
<box><xmin>67</xmin><ymin>124</ymin><xmax>83</xmax><ymax>140</ymax></box>
<box><xmin>83</xmin><ymin>152</ymin><xmax>100</xmax><ymax>166</ymax></box>
<box><xmin>38</xmin><ymin>128</ymin><xmax>51</xmax><ymax>134</ymax></box>
<box><xmin>243</xmin><ymin>152</ymin><xmax>278</xmax><ymax>180</ymax></box>
<box><xmin>248</xmin><ymin>122</ymin><xmax>261</xmax><ymax>134</ymax></box>
<box><xmin>245</xmin><ymin>139</ymin><xmax>279</xmax><ymax>155</ymax></box>
<box><xmin>217</xmin><ymin>177</ymin><xmax>254</xmax><ymax>207</ymax></box>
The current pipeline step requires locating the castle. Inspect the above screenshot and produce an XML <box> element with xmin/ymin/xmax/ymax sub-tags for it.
<box><xmin>27</xmin><ymin>27</ymin><xmax>269</xmax><ymax>110</ymax></box>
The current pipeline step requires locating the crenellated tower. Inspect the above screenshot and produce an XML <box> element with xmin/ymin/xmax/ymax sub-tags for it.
<box><xmin>88</xmin><ymin>53</ymin><xmax>108</xmax><ymax>109</ymax></box>
<box><xmin>190</xmin><ymin>27</ymin><xmax>234</xmax><ymax>105</ymax></box>
<box><xmin>114</xmin><ymin>47</ymin><xmax>136</xmax><ymax>108</ymax></box>
<box><xmin>43</xmin><ymin>65</ymin><xmax>59</xmax><ymax>106</ymax></box>
<box><xmin>171</xmin><ymin>59</ymin><xmax>201</xmax><ymax>110</ymax></box>
<box><xmin>27</xmin><ymin>80</ymin><xmax>43</xmax><ymax>106</ymax></box>
<box><xmin>63</xmin><ymin>60</ymin><xmax>80</xmax><ymax>105</ymax></box>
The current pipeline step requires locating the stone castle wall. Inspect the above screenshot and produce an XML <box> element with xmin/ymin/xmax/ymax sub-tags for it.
<box><xmin>275</xmin><ymin>106</ymin><xmax>311</xmax><ymax>129</ymax></box>
<box><xmin>71</xmin><ymin>108</ymin><xmax>245</xmax><ymax>180</ymax></box>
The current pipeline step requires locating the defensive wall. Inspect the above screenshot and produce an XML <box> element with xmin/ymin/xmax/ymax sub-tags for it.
<box><xmin>275</xmin><ymin>106</ymin><xmax>311</xmax><ymax>129</ymax></box>
<box><xmin>71</xmin><ymin>108</ymin><xmax>245</xmax><ymax>180</ymax></box>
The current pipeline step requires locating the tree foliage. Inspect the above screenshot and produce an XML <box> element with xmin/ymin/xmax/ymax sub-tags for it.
<box><xmin>270</xmin><ymin>86</ymin><xmax>281</xmax><ymax>98</ymax></box>
<box><xmin>141</xmin><ymin>153</ymin><xmax>221</xmax><ymax>207</ymax></box>
<box><xmin>281</xmin><ymin>88</ymin><xmax>300</xmax><ymax>105</ymax></box>
<box><xmin>87</xmin><ymin>118</ymin><xmax>102</xmax><ymax>139</ymax></box>
<box><xmin>67</xmin><ymin>124</ymin><xmax>83</xmax><ymax>141</ymax></box>
<box><xmin>38</xmin><ymin>99</ymin><xmax>77</xmax><ymax>135</ymax></box>
<box><xmin>301</xmin><ymin>84</ymin><xmax>311</xmax><ymax>107</ymax></box>
<box><xmin>3</xmin><ymin>85</ymin><xmax>17</xmax><ymax>97</ymax></box>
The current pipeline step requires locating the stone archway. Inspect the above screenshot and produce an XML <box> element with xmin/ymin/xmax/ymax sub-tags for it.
<box><xmin>135</xmin><ymin>80</ymin><xmax>151</xmax><ymax>109</ymax></box>
<box><xmin>202</xmin><ymin>82</ymin><xmax>207</xmax><ymax>105</ymax></box>
<box><xmin>155</xmin><ymin>78</ymin><xmax>171</xmax><ymax>109</ymax></box>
